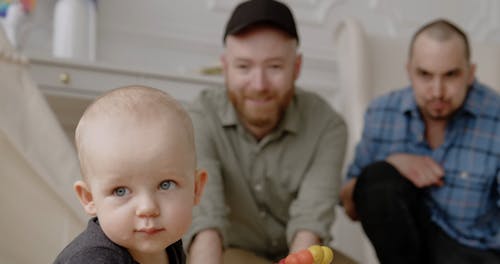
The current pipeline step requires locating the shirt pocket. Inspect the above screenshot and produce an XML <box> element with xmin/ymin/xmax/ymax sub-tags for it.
<box><xmin>264</xmin><ymin>169</ymin><xmax>301</xmax><ymax>205</ymax></box>
<box><xmin>436</xmin><ymin>169</ymin><xmax>492</xmax><ymax>220</ymax></box>
<box><xmin>278</xmin><ymin>169</ymin><xmax>303</xmax><ymax>195</ymax></box>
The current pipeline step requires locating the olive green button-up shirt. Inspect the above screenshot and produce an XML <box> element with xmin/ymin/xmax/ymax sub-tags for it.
<box><xmin>183</xmin><ymin>87</ymin><xmax>347</xmax><ymax>260</ymax></box>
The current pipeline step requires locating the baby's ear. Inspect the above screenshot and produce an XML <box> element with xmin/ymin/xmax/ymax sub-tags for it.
<box><xmin>74</xmin><ymin>180</ymin><xmax>97</xmax><ymax>216</ymax></box>
<box><xmin>193</xmin><ymin>170</ymin><xmax>208</xmax><ymax>205</ymax></box>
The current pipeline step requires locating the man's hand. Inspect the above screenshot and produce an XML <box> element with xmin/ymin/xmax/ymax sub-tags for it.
<box><xmin>386</xmin><ymin>153</ymin><xmax>444</xmax><ymax>188</ymax></box>
<box><xmin>289</xmin><ymin>230</ymin><xmax>321</xmax><ymax>254</ymax></box>
<box><xmin>339</xmin><ymin>179</ymin><xmax>358</xmax><ymax>221</ymax></box>
<box><xmin>187</xmin><ymin>229</ymin><xmax>223</xmax><ymax>264</ymax></box>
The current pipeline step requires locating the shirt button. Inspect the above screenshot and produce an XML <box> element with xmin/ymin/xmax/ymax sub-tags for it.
<box><xmin>259</xmin><ymin>210</ymin><xmax>266</xmax><ymax>218</ymax></box>
<box><xmin>460</xmin><ymin>171</ymin><xmax>469</xmax><ymax>179</ymax></box>
<box><xmin>254</xmin><ymin>183</ymin><xmax>263</xmax><ymax>192</ymax></box>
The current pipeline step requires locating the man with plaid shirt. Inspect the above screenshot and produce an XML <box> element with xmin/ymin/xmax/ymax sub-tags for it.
<box><xmin>340</xmin><ymin>19</ymin><xmax>499</xmax><ymax>264</ymax></box>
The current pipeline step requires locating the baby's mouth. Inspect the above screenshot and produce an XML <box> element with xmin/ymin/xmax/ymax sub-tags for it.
<box><xmin>136</xmin><ymin>227</ymin><xmax>165</xmax><ymax>235</ymax></box>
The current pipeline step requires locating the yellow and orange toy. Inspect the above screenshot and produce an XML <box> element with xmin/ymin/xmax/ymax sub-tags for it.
<box><xmin>278</xmin><ymin>245</ymin><xmax>334</xmax><ymax>264</ymax></box>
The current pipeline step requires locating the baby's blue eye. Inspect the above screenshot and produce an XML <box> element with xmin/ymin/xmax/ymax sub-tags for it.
<box><xmin>113</xmin><ymin>187</ymin><xmax>129</xmax><ymax>197</ymax></box>
<box><xmin>159</xmin><ymin>180</ymin><xmax>177</xmax><ymax>190</ymax></box>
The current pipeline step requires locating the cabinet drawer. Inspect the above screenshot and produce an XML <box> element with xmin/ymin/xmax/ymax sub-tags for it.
<box><xmin>28</xmin><ymin>56</ymin><xmax>223</xmax><ymax>103</ymax></box>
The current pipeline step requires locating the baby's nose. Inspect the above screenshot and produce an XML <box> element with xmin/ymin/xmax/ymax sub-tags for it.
<box><xmin>135</xmin><ymin>194</ymin><xmax>160</xmax><ymax>217</ymax></box>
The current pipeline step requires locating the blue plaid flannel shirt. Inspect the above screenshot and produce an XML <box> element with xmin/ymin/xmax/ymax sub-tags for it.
<box><xmin>346</xmin><ymin>80</ymin><xmax>500</xmax><ymax>250</ymax></box>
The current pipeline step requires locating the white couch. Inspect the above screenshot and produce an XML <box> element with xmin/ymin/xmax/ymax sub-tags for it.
<box><xmin>0</xmin><ymin>27</ymin><xmax>86</xmax><ymax>263</ymax></box>
<box><xmin>333</xmin><ymin>18</ymin><xmax>500</xmax><ymax>264</ymax></box>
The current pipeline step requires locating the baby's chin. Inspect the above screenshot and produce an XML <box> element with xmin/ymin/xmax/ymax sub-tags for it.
<box><xmin>122</xmin><ymin>236</ymin><xmax>176</xmax><ymax>256</ymax></box>
<box><xmin>127</xmin><ymin>245</ymin><xmax>170</xmax><ymax>263</ymax></box>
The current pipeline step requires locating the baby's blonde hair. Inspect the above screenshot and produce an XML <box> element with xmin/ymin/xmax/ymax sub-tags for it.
<box><xmin>75</xmin><ymin>85</ymin><xmax>195</xmax><ymax>180</ymax></box>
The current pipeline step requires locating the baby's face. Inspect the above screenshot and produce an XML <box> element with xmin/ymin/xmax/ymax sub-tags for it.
<box><xmin>82</xmin><ymin>114</ymin><xmax>200</xmax><ymax>259</ymax></box>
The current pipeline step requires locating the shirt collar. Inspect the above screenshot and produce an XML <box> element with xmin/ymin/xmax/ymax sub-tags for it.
<box><xmin>280</xmin><ymin>95</ymin><xmax>300</xmax><ymax>134</ymax></box>
<box><xmin>220</xmin><ymin>94</ymin><xmax>239</xmax><ymax>127</ymax></box>
<box><xmin>400</xmin><ymin>86</ymin><xmax>419</xmax><ymax>115</ymax></box>
<box><xmin>218</xmin><ymin>91</ymin><xmax>300</xmax><ymax>135</ymax></box>
<box><xmin>460</xmin><ymin>80</ymin><xmax>482</xmax><ymax>117</ymax></box>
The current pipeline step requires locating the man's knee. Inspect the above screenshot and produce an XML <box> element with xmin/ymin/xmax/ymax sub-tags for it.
<box><xmin>353</xmin><ymin>161</ymin><xmax>418</xmax><ymax>216</ymax></box>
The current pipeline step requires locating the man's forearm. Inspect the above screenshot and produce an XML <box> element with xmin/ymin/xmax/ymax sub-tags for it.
<box><xmin>188</xmin><ymin>229</ymin><xmax>223</xmax><ymax>264</ymax></box>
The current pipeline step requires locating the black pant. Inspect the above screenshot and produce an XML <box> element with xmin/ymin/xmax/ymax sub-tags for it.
<box><xmin>353</xmin><ymin>161</ymin><xmax>500</xmax><ymax>264</ymax></box>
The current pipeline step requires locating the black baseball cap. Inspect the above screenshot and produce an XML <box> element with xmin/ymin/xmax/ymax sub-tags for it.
<box><xmin>223</xmin><ymin>0</ymin><xmax>299</xmax><ymax>44</ymax></box>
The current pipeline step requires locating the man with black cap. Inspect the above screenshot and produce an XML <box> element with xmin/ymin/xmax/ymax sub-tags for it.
<box><xmin>183</xmin><ymin>1</ymin><xmax>351</xmax><ymax>263</ymax></box>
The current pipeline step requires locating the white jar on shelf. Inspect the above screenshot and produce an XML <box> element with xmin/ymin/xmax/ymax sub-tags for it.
<box><xmin>52</xmin><ymin>0</ymin><xmax>96</xmax><ymax>61</ymax></box>
<box><xmin>2</xmin><ymin>1</ymin><xmax>27</xmax><ymax>49</ymax></box>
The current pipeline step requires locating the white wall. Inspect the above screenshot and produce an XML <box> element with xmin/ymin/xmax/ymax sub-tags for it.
<box><xmin>22</xmin><ymin>0</ymin><xmax>500</xmax><ymax>108</ymax></box>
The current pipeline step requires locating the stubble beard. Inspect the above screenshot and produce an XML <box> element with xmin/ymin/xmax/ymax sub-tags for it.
<box><xmin>227</xmin><ymin>88</ymin><xmax>293</xmax><ymax>130</ymax></box>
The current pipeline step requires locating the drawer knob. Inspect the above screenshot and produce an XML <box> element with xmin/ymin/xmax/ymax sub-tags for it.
<box><xmin>59</xmin><ymin>72</ymin><xmax>70</xmax><ymax>84</ymax></box>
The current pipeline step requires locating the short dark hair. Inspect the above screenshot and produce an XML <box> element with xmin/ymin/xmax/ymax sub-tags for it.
<box><xmin>409</xmin><ymin>19</ymin><xmax>470</xmax><ymax>62</ymax></box>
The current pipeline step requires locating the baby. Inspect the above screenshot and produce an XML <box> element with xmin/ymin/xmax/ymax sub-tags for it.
<box><xmin>54</xmin><ymin>85</ymin><xmax>207</xmax><ymax>264</ymax></box>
